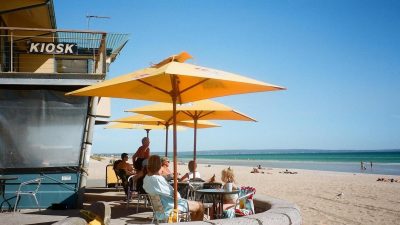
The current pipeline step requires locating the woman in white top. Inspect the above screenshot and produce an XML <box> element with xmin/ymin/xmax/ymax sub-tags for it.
<box><xmin>143</xmin><ymin>155</ymin><xmax>204</xmax><ymax>221</ymax></box>
<box><xmin>179</xmin><ymin>160</ymin><xmax>201</xmax><ymax>181</ymax></box>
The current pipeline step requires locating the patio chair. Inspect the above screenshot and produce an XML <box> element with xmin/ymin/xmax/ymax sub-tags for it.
<box><xmin>148</xmin><ymin>193</ymin><xmax>190</xmax><ymax>223</ymax></box>
<box><xmin>177</xmin><ymin>182</ymin><xmax>191</xmax><ymax>199</ymax></box>
<box><xmin>202</xmin><ymin>182</ymin><xmax>222</xmax><ymax>189</ymax></box>
<box><xmin>13</xmin><ymin>177</ymin><xmax>43</xmax><ymax>212</ymax></box>
<box><xmin>112</xmin><ymin>160</ymin><xmax>124</xmax><ymax>191</ymax></box>
<box><xmin>187</xmin><ymin>183</ymin><xmax>198</xmax><ymax>201</ymax></box>
<box><xmin>126</xmin><ymin>175</ymin><xmax>149</xmax><ymax>213</ymax></box>
<box><xmin>224</xmin><ymin>187</ymin><xmax>256</xmax><ymax>218</ymax></box>
<box><xmin>189</xmin><ymin>178</ymin><xmax>205</xmax><ymax>182</ymax></box>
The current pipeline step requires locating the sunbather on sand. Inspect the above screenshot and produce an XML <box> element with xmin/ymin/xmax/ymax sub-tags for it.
<box><xmin>279</xmin><ymin>169</ymin><xmax>298</xmax><ymax>174</ymax></box>
<box><xmin>251</xmin><ymin>168</ymin><xmax>260</xmax><ymax>173</ymax></box>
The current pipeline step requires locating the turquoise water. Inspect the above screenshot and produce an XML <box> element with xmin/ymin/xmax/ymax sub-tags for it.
<box><xmin>97</xmin><ymin>150</ymin><xmax>400</xmax><ymax>175</ymax></box>
<box><xmin>177</xmin><ymin>150</ymin><xmax>400</xmax><ymax>175</ymax></box>
<box><xmin>180</xmin><ymin>150</ymin><xmax>400</xmax><ymax>163</ymax></box>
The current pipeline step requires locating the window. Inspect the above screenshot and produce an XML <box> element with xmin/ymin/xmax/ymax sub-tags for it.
<box><xmin>0</xmin><ymin>87</ymin><xmax>88</xmax><ymax>168</ymax></box>
<box><xmin>56</xmin><ymin>59</ymin><xmax>93</xmax><ymax>73</ymax></box>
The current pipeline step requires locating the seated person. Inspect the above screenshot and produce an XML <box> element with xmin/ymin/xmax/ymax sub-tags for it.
<box><xmin>143</xmin><ymin>155</ymin><xmax>204</xmax><ymax>221</ymax></box>
<box><xmin>134</xmin><ymin>159</ymin><xmax>148</xmax><ymax>194</ymax></box>
<box><xmin>116</xmin><ymin>153</ymin><xmax>135</xmax><ymax>176</ymax></box>
<box><xmin>160</xmin><ymin>157</ymin><xmax>173</xmax><ymax>181</ymax></box>
<box><xmin>221</xmin><ymin>167</ymin><xmax>239</xmax><ymax>207</ymax></box>
<box><xmin>179</xmin><ymin>160</ymin><xmax>201</xmax><ymax>181</ymax></box>
<box><xmin>115</xmin><ymin>153</ymin><xmax>135</xmax><ymax>195</ymax></box>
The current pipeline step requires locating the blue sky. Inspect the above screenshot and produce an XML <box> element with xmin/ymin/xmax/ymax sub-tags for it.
<box><xmin>54</xmin><ymin>0</ymin><xmax>400</xmax><ymax>153</ymax></box>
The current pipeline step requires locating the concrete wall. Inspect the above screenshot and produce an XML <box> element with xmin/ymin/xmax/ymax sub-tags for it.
<box><xmin>163</xmin><ymin>194</ymin><xmax>302</xmax><ymax>225</ymax></box>
<box><xmin>18</xmin><ymin>54</ymin><xmax>54</xmax><ymax>73</ymax></box>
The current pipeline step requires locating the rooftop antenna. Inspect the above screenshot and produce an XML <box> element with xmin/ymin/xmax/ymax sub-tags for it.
<box><xmin>86</xmin><ymin>15</ymin><xmax>111</xmax><ymax>30</ymax></box>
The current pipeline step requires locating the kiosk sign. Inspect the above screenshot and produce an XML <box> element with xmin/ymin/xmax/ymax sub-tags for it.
<box><xmin>28</xmin><ymin>42</ymin><xmax>77</xmax><ymax>54</ymax></box>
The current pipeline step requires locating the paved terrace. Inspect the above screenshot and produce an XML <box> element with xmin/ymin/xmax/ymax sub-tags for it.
<box><xmin>0</xmin><ymin>187</ymin><xmax>301</xmax><ymax>225</ymax></box>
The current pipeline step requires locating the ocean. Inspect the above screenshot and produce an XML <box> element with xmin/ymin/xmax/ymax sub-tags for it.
<box><xmin>96</xmin><ymin>150</ymin><xmax>400</xmax><ymax>175</ymax></box>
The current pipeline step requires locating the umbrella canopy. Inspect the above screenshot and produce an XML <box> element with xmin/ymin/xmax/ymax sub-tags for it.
<box><xmin>113</xmin><ymin>114</ymin><xmax>220</xmax><ymax>156</ymax></box>
<box><xmin>66</xmin><ymin>61</ymin><xmax>285</xmax><ymax>103</ymax></box>
<box><xmin>105</xmin><ymin>123</ymin><xmax>167</xmax><ymax>137</ymax></box>
<box><xmin>127</xmin><ymin>99</ymin><xmax>256</xmax><ymax>178</ymax></box>
<box><xmin>113</xmin><ymin>113</ymin><xmax>220</xmax><ymax>129</ymax></box>
<box><xmin>127</xmin><ymin>99</ymin><xmax>257</xmax><ymax>122</ymax></box>
<box><xmin>66</xmin><ymin>53</ymin><xmax>285</xmax><ymax>209</ymax></box>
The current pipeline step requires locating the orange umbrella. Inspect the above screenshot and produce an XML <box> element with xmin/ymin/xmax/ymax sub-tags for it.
<box><xmin>66</xmin><ymin>52</ymin><xmax>285</xmax><ymax>209</ymax></box>
<box><xmin>113</xmin><ymin>114</ymin><xmax>220</xmax><ymax>156</ymax></box>
<box><xmin>127</xmin><ymin>99</ymin><xmax>255</xmax><ymax>178</ymax></box>
<box><xmin>105</xmin><ymin>123</ymin><xmax>168</xmax><ymax>138</ymax></box>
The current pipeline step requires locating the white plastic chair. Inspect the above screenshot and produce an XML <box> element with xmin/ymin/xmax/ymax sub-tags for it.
<box><xmin>13</xmin><ymin>177</ymin><xmax>43</xmax><ymax>212</ymax></box>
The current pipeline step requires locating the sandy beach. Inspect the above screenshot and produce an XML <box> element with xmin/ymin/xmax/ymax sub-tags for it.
<box><xmin>88</xmin><ymin>157</ymin><xmax>400</xmax><ymax>225</ymax></box>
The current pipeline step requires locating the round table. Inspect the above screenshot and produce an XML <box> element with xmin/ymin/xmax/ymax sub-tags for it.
<box><xmin>0</xmin><ymin>175</ymin><xmax>18</xmax><ymax>211</ymax></box>
<box><xmin>196</xmin><ymin>188</ymin><xmax>240</xmax><ymax>219</ymax></box>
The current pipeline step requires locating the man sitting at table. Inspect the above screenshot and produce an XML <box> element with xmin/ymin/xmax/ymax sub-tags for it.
<box><xmin>179</xmin><ymin>160</ymin><xmax>201</xmax><ymax>181</ymax></box>
<box><xmin>114</xmin><ymin>153</ymin><xmax>135</xmax><ymax>195</ymax></box>
<box><xmin>143</xmin><ymin>155</ymin><xmax>204</xmax><ymax>221</ymax></box>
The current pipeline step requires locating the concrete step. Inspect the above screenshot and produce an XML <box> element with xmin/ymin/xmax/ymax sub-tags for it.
<box><xmin>84</xmin><ymin>191</ymin><xmax>126</xmax><ymax>203</ymax></box>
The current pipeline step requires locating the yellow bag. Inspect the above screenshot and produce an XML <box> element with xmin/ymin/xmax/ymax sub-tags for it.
<box><xmin>168</xmin><ymin>208</ymin><xmax>179</xmax><ymax>223</ymax></box>
<box><xmin>88</xmin><ymin>219</ymin><xmax>102</xmax><ymax>225</ymax></box>
<box><xmin>80</xmin><ymin>209</ymin><xmax>103</xmax><ymax>225</ymax></box>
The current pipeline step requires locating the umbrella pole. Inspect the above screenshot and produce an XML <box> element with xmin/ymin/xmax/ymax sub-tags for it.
<box><xmin>145</xmin><ymin>129</ymin><xmax>150</xmax><ymax>138</ymax></box>
<box><xmin>165</xmin><ymin>124</ymin><xmax>169</xmax><ymax>157</ymax></box>
<box><xmin>193</xmin><ymin>118</ymin><xmax>198</xmax><ymax>179</ymax></box>
<box><xmin>171</xmin><ymin>77</ymin><xmax>178</xmax><ymax>210</ymax></box>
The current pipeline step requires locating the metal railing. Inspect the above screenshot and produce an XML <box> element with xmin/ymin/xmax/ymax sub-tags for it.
<box><xmin>0</xmin><ymin>27</ymin><xmax>107</xmax><ymax>75</ymax></box>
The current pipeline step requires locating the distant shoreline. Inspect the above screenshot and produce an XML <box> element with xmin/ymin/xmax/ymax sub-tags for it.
<box><xmin>93</xmin><ymin>154</ymin><xmax>400</xmax><ymax>176</ymax></box>
<box><xmin>93</xmin><ymin>150</ymin><xmax>400</xmax><ymax>175</ymax></box>
<box><xmin>94</xmin><ymin>149</ymin><xmax>400</xmax><ymax>162</ymax></box>
<box><xmin>188</xmin><ymin>158</ymin><xmax>400</xmax><ymax>176</ymax></box>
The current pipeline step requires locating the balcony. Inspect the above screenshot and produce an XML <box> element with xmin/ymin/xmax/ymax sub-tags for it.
<box><xmin>0</xmin><ymin>27</ymin><xmax>128</xmax><ymax>85</ymax></box>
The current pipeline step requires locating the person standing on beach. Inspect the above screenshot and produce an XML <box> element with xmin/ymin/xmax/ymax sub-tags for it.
<box><xmin>132</xmin><ymin>137</ymin><xmax>150</xmax><ymax>171</ymax></box>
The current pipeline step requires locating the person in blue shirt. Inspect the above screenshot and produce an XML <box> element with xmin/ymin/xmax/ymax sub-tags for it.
<box><xmin>143</xmin><ymin>155</ymin><xmax>204</xmax><ymax>221</ymax></box>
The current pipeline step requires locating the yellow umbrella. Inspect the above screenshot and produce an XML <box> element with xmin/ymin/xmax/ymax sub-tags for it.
<box><xmin>66</xmin><ymin>52</ymin><xmax>285</xmax><ymax>209</ymax></box>
<box><xmin>113</xmin><ymin>114</ymin><xmax>220</xmax><ymax>128</ymax></box>
<box><xmin>105</xmin><ymin>123</ymin><xmax>167</xmax><ymax>138</ymax></box>
<box><xmin>127</xmin><ymin>99</ymin><xmax>256</xmax><ymax>178</ymax></box>
<box><xmin>127</xmin><ymin>99</ymin><xmax>256</xmax><ymax>122</ymax></box>
<box><xmin>66</xmin><ymin>61</ymin><xmax>284</xmax><ymax>103</ymax></box>
<box><xmin>113</xmin><ymin>114</ymin><xmax>220</xmax><ymax>156</ymax></box>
